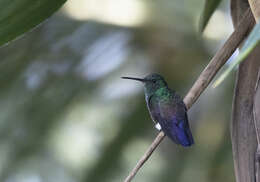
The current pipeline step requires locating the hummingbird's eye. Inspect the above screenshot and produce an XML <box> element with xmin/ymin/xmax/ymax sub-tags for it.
<box><xmin>152</xmin><ymin>80</ymin><xmax>156</xmax><ymax>83</ymax></box>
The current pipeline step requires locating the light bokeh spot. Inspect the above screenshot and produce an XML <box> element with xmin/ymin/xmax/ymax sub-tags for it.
<box><xmin>63</xmin><ymin>0</ymin><xmax>147</xmax><ymax>27</ymax></box>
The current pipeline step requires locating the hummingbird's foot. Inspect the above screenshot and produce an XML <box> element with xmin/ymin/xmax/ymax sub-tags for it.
<box><xmin>155</xmin><ymin>123</ymin><xmax>162</xmax><ymax>131</ymax></box>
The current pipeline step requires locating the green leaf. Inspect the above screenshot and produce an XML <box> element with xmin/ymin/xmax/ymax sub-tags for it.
<box><xmin>199</xmin><ymin>0</ymin><xmax>222</xmax><ymax>32</ymax></box>
<box><xmin>0</xmin><ymin>0</ymin><xmax>67</xmax><ymax>46</ymax></box>
<box><xmin>213</xmin><ymin>22</ymin><xmax>260</xmax><ymax>88</ymax></box>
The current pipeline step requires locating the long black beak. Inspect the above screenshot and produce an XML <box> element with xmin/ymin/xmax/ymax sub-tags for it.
<box><xmin>121</xmin><ymin>76</ymin><xmax>147</xmax><ymax>82</ymax></box>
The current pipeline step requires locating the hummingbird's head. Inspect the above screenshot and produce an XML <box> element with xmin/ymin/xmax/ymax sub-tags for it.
<box><xmin>122</xmin><ymin>73</ymin><xmax>168</xmax><ymax>93</ymax></box>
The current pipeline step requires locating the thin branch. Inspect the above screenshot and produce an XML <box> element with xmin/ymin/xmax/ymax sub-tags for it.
<box><xmin>248</xmin><ymin>0</ymin><xmax>260</xmax><ymax>22</ymax></box>
<box><xmin>184</xmin><ymin>8</ymin><xmax>254</xmax><ymax>108</ymax></box>
<box><xmin>124</xmin><ymin>132</ymin><xmax>165</xmax><ymax>182</ymax></box>
<box><xmin>123</xmin><ymin>8</ymin><xmax>254</xmax><ymax>182</ymax></box>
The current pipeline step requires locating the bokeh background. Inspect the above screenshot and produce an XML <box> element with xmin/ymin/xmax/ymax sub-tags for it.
<box><xmin>0</xmin><ymin>0</ymin><xmax>236</xmax><ymax>182</ymax></box>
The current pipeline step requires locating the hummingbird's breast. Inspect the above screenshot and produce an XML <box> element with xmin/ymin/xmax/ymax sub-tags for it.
<box><xmin>155</xmin><ymin>87</ymin><xmax>172</xmax><ymax>102</ymax></box>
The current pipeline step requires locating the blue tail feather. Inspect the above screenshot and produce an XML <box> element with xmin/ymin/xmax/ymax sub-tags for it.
<box><xmin>162</xmin><ymin>120</ymin><xmax>194</xmax><ymax>147</ymax></box>
<box><xmin>176</xmin><ymin>121</ymin><xmax>194</xmax><ymax>147</ymax></box>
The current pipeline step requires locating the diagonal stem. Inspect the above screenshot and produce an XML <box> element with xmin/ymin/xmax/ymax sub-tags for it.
<box><xmin>123</xmin><ymin>8</ymin><xmax>255</xmax><ymax>182</ymax></box>
<box><xmin>248</xmin><ymin>0</ymin><xmax>260</xmax><ymax>22</ymax></box>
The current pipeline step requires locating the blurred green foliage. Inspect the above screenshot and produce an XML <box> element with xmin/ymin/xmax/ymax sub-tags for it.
<box><xmin>0</xmin><ymin>0</ymin><xmax>66</xmax><ymax>46</ymax></box>
<box><xmin>214</xmin><ymin>21</ymin><xmax>260</xmax><ymax>87</ymax></box>
<box><xmin>0</xmin><ymin>0</ymin><xmax>235</xmax><ymax>182</ymax></box>
<box><xmin>199</xmin><ymin>0</ymin><xmax>222</xmax><ymax>32</ymax></box>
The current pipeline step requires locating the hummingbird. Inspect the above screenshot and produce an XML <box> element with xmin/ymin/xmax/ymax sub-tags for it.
<box><xmin>122</xmin><ymin>73</ymin><xmax>194</xmax><ymax>147</ymax></box>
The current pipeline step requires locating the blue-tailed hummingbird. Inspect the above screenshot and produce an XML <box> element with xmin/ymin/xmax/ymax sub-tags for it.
<box><xmin>122</xmin><ymin>73</ymin><xmax>194</xmax><ymax>147</ymax></box>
